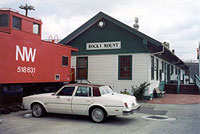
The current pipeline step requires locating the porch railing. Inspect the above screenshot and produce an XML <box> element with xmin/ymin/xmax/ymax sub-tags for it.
<box><xmin>194</xmin><ymin>74</ymin><xmax>200</xmax><ymax>94</ymax></box>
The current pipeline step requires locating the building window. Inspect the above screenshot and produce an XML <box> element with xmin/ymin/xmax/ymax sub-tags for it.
<box><xmin>0</xmin><ymin>14</ymin><xmax>9</xmax><ymax>27</ymax></box>
<box><xmin>156</xmin><ymin>58</ymin><xmax>159</xmax><ymax>80</ymax></box>
<box><xmin>62</xmin><ymin>56</ymin><xmax>68</xmax><ymax>66</ymax></box>
<box><xmin>159</xmin><ymin>69</ymin><xmax>162</xmax><ymax>81</ymax></box>
<box><xmin>151</xmin><ymin>56</ymin><xmax>154</xmax><ymax>80</ymax></box>
<box><xmin>12</xmin><ymin>16</ymin><xmax>21</xmax><ymax>30</ymax></box>
<box><xmin>165</xmin><ymin>62</ymin><xmax>167</xmax><ymax>81</ymax></box>
<box><xmin>171</xmin><ymin>65</ymin><xmax>174</xmax><ymax>75</ymax></box>
<box><xmin>178</xmin><ymin>69</ymin><xmax>181</xmax><ymax>75</ymax></box>
<box><xmin>167</xmin><ymin>64</ymin><xmax>170</xmax><ymax>82</ymax></box>
<box><xmin>76</xmin><ymin>57</ymin><xmax>88</xmax><ymax>80</ymax></box>
<box><xmin>33</xmin><ymin>23</ymin><xmax>40</xmax><ymax>34</ymax></box>
<box><xmin>162</xmin><ymin>61</ymin><xmax>164</xmax><ymax>73</ymax></box>
<box><xmin>118</xmin><ymin>55</ymin><xmax>132</xmax><ymax>80</ymax></box>
<box><xmin>175</xmin><ymin>67</ymin><xmax>177</xmax><ymax>75</ymax></box>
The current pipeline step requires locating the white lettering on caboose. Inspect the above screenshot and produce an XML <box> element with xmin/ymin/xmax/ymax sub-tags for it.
<box><xmin>16</xmin><ymin>45</ymin><xmax>36</xmax><ymax>62</ymax></box>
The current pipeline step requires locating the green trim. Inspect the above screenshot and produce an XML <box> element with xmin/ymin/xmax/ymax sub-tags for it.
<box><xmin>118</xmin><ymin>55</ymin><xmax>132</xmax><ymax>80</ymax></box>
<box><xmin>60</xmin><ymin>12</ymin><xmax>162</xmax><ymax>47</ymax></box>
<box><xmin>69</xmin><ymin>18</ymin><xmax>147</xmax><ymax>56</ymax></box>
<box><xmin>59</xmin><ymin>11</ymin><xmax>188</xmax><ymax>70</ymax></box>
<box><xmin>143</xmin><ymin>39</ymin><xmax>148</xmax><ymax>45</ymax></box>
<box><xmin>177</xmin><ymin>75</ymin><xmax>180</xmax><ymax>94</ymax></box>
<box><xmin>156</xmin><ymin>58</ymin><xmax>159</xmax><ymax>80</ymax></box>
<box><xmin>151</xmin><ymin>56</ymin><xmax>154</xmax><ymax>80</ymax></box>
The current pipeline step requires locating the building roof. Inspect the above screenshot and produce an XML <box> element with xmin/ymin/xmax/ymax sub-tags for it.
<box><xmin>60</xmin><ymin>12</ymin><xmax>162</xmax><ymax>46</ymax></box>
<box><xmin>60</xmin><ymin>12</ymin><xmax>188</xmax><ymax>70</ymax></box>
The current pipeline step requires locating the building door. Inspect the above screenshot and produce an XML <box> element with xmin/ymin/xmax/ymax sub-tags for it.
<box><xmin>76</xmin><ymin>57</ymin><xmax>88</xmax><ymax>80</ymax></box>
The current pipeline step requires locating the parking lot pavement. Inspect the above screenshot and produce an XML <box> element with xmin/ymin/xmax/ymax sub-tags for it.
<box><xmin>0</xmin><ymin>104</ymin><xmax>200</xmax><ymax>134</ymax></box>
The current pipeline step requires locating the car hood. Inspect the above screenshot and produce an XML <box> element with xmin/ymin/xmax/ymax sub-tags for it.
<box><xmin>24</xmin><ymin>93</ymin><xmax>54</xmax><ymax>99</ymax></box>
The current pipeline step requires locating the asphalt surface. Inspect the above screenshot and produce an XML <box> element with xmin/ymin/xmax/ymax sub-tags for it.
<box><xmin>0</xmin><ymin>103</ymin><xmax>200</xmax><ymax>134</ymax></box>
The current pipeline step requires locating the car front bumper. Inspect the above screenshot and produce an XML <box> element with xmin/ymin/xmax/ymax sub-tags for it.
<box><xmin>123</xmin><ymin>104</ymin><xmax>140</xmax><ymax>116</ymax></box>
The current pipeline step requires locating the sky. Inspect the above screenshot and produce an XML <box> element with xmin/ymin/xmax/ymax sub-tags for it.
<box><xmin>0</xmin><ymin>0</ymin><xmax>200</xmax><ymax>61</ymax></box>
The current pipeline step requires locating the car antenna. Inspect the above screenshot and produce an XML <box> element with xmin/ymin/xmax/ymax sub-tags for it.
<box><xmin>19</xmin><ymin>3</ymin><xmax>35</xmax><ymax>16</ymax></box>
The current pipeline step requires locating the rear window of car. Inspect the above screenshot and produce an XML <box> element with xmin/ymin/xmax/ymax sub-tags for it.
<box><xmin>93</xmin><ymin>87</ymin><xmax>101</xmax><ymax>97</ymax></box>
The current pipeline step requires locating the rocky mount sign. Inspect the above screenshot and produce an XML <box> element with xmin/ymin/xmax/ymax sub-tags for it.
<box><xmin>86</xmin><ymin>41</ymin><xmax>121</xmax><ymax>50</ymax></box>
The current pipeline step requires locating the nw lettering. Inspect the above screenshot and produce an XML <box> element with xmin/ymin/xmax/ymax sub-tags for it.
<box><xmin>16</xmin><ymin>45</ymin><xmax>36</xmax><ymax>62</ymax></box>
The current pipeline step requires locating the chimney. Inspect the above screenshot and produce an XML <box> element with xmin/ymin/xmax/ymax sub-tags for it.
<box><xmin>133</xmin><ymin>17</ymin><xmax>139</xmax><ymax>30</ymax></box>
<box><xmin>172</xmin><ymin>49</ymin><xmax>175</xmax><ymax>54</ymax></box>
<box><xmin>163</xmin><ymin>42</ymin><xmax>170</xmax><ymax>49</ymax></box>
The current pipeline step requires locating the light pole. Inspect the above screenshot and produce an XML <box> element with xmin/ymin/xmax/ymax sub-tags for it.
<box><xmin>19</xmin><ymin>4</ymin><xmax>35</xmax><ymax>16</ymax></box>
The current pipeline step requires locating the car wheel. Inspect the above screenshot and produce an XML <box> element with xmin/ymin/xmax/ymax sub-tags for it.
<box><xmin>32</xmin><ymin>103</ymin><xmax>45</xmax><ymax>117</ymax></box>
<box><xmin>90</xmin><ymin>107</ymin><xmax>106</xmax><ymax>123</ymax></box>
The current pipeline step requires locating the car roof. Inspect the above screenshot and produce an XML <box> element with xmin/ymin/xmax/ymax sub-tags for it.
<box><xmin>64</xmin><ymin>83</ymin><xmax>104</xmax><ymax>88</ymax></box>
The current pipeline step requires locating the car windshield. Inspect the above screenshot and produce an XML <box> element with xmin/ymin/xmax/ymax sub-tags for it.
<box><xmin>99</xmin><ymin>86</ymin><xmax>113</xmax><ymax>95</ymax></box>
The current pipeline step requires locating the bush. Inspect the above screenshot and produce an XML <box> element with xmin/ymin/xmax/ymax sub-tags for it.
<box><xmin>120</xmin><ymin>89</ymin><xmax>130</xmax><ymax>95</ymax></box>
<box><xmin>132</xmin><ymin>82</ymin><xmax>150</xmax><ymax>100</ymax></box>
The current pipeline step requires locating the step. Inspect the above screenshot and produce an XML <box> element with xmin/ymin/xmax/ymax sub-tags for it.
<box><xmin>179</xmin><ymin>92</ymin><xmax>200</xmax><ymax>95</ymax></box>
<box><xmin>180</xmin><ymin>90</ymin><xmax>199</xmax><ymax>93</ymax></box>
<box><xmin>164</xmin><ymin>84</ymin><xmax>200</xmax><ymax>94</ymax></box>
<box><xmin>165</xmin><ymin>90</ymin><xmax>176</xmax><ymax>93</ymax></box>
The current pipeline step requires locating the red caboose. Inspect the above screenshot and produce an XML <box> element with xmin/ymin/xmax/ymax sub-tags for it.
<box><xmin>0</xmin><ymin>8</ymin><xmax>77</xmax><ymax>110</ymax></box>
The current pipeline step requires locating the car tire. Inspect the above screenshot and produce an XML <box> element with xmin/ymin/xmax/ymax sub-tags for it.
<box><xmin>90</xmin><ymin>107</ymin><xmax>107</xmax><ymax>123</ymax></box>
<box><xmin>32</xmin><ymin>103</ymin><xmax>45</xmax><ymax>117</ymax></box>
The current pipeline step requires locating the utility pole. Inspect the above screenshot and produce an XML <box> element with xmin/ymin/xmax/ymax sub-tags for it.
<box><xmin>19</xmin><ymin>4</ymin><xmax>35</xmax><ymax>16</ymax></box>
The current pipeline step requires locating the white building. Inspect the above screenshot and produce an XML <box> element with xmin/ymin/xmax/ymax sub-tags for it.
<box><xmin>60</xmin><ymin>12</ymin><xmax>188</xmax><ymax>98</ymax></box>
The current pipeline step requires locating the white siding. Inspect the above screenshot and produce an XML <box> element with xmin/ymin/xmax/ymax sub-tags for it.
<box><xmin>72</xmin><ymin>53</ymin><xmax>149</xmax><ymax>94</ymax></box>
<box><xmin>88</xmin><ymin>55</ymin><xmax>118</xmax><ymax>84</ymax></box>
<box><xmin>148</xmin><ymin>54</ymin><xmax>187</xmax><ymax>95</ymax></box>
<box><xmin>133</xmin><ymin>54</ymin><xmax>149</xmax><ymax>86</ymax></box>
<box><xmin>148</xmin><ymin>55</ymin><xmax>160</xmax><ymax>95</ymax></box>
<box><xmin>72</xmin><ymin>53</ymin><xmax>186</xmax><ymax>97</ymax></box>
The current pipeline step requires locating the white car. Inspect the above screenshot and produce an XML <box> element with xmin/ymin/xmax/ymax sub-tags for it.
<box><xmin>23</xmin><ymin>84</ymin><xmax>140</xmax><ymax>123</ymax></box>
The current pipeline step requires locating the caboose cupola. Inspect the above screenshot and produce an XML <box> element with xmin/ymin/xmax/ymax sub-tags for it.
<box><xmin>0</xmin><ymin>8</ymin><xmax>41</xmax><ymax>38</ymax></box>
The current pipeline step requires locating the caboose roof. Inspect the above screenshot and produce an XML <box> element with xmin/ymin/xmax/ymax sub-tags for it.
<box><xmin>0</xmin><ymin>8</ymin><xmax>42</xmax><ymax>24</ymax></box>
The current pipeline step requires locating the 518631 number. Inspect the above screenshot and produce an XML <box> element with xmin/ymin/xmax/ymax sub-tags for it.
<box><xmin>17</xmin><ymin>66</ymin><xmax>36</xmax><ymax>74</ymax></box>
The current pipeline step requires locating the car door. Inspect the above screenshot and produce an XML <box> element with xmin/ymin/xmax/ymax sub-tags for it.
<box><xmin>46</xmin><ymin>86</ymin><xmax>76</xmax><ymax>114</ymax></box>
<box><xmin>71</xmin><ymin>86</ymin><xmax>93</xmax><ymax>115</ymax></box>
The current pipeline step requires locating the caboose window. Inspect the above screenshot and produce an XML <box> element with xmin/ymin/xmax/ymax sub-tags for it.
<box><xmin>62</xmin><ymin>56</ymin><xmax>68</xmax><ymax>66</ymax></box>
<box><xmin>33</xmin><ymin>23</ymin><xmax>40</xmax><ymax>34</ymax></box>
<box><xmin>0</xmin><ymin>14</ymin><xmax>9</xmax><ymax>27</ymax></box>
<box><xmin>12</xmin><ymin>16</ymin><xmax>21</xmax><ymax>30</ymax></box>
